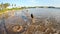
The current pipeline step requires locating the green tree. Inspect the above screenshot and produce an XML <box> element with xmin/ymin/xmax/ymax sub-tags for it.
<box><xmin>3</xmin><ymin>3</ymin><xmax>10</xmax><ymax>8</ymax></box>
<box><xmin>0</xmin><ymin>3</ymin><xmax>10</xmax><ymax>9</ymax></box>
<box><xmin>12</xmin><ymin>4</ymin><xmax>13</xmax><ymax>7</ymax></box>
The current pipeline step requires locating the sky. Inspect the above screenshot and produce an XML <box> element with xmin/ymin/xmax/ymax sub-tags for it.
<box><xmin>0</xmin><ymin>0</ymin><xmax>60</xmax><ymax>7</ymax></box>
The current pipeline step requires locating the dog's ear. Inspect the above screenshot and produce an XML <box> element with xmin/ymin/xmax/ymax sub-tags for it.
<box><xmin>12</xmin><ymin>25</ymin><xmax>23</xmax><ymax>32</ymax></box>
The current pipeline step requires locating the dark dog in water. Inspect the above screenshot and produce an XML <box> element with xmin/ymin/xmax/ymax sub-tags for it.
<box><xmin>30</xmin><ymin>13</ymin><xmax>35</xmax><ymax>23</ymax></box>
<box><xmin>31</xmin><ymin>14</ymin><xmax>34</xmax><ymax>19</ymax></box>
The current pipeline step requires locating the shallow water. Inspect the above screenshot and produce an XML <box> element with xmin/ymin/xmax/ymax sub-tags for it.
<box><xmin>13</xmin><ymin>8</ymin><xmax>60</xmax><ymax>22</ymax></box>
<box><xmin>0</xmin><ymin>8</ymin><xmax>60</xmax><ymax>34</ymax></box>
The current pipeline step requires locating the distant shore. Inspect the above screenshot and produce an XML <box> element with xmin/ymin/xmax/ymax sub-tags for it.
<box><xmin>0</xmin><ymin>6</ymin><xmax>60</xmax><ymax>14</ymax></box>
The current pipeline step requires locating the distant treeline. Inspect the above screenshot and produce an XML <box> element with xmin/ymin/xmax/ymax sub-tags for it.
<box><xmin>20</xmin><ymin>6</ymin><xmax>60</xmax><ymax>9</ymax></box>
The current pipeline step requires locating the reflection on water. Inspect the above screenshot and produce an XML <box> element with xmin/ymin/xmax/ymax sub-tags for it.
<box><xmin>0</xmin><ymin>8</ymin><xmax>60</xmax><ymax>34</ymax></box>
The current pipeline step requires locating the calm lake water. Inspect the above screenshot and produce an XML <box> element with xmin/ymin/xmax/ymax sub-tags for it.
<box><xmin>13</xmin><ymin>8</ymin><xmax>60</xmax><ymax>22</ymax></box>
